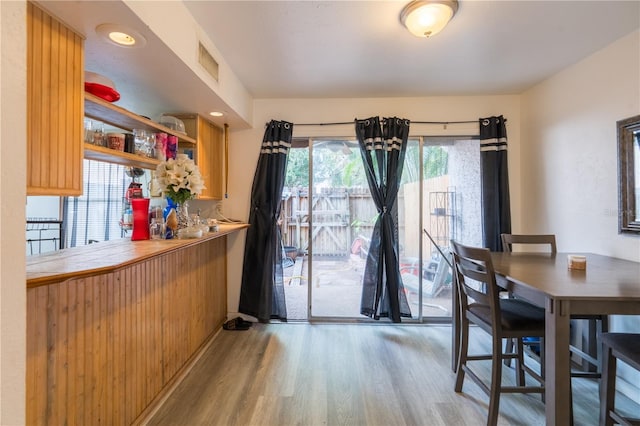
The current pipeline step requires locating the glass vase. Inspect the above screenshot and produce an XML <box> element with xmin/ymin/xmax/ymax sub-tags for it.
<box><xmin>175</xmin><ymin>201</ymin><xmax>190</xmax><ymax>230</ymax></box>
<box><xmin>164</xmin><ymin>198</ymin><xmax>191</xmax><ymax>239</ymax></box>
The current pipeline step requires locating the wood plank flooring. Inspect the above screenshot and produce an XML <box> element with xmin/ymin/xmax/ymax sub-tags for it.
<box><xmin>146</xmin><ymin>323</ymin><xmax>634</xmax><ymax>426</ymax></box>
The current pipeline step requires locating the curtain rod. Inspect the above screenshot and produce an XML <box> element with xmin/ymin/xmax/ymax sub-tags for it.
<box><xmin>266</xmin><ymin>118</ymin><xmax>505</xmax><ymax>127</ymax></box>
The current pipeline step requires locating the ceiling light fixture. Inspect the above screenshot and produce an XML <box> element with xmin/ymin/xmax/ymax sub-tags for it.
<box><xmin>400</xmin><ymin>0</ymin><xmax>458</xmax><ymax>38</ymax></box>
<box><xmin>96</xmin><ymin>24</ymin><xmax>147</xmax><ymax>48</ymax></box>
<box><xmin>209</xmin><ymin>111</ymin><xmax>224</xmax><ymax>117</ymax></box>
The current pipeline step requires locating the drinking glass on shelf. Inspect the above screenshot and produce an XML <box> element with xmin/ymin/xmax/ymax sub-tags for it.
<box><xmin>155</xmin><ymin>133</ymin><xmax>167</xmax><ymax>161</ymax></box>
<box><xmin>144</xmin><ymin>132</ymin><xmax>156</xmax><ymax>158</ymax></box>
<box><xmin>92</xmin><ymin>121</ymin><xmax>105</xmax><ymax>146</ymax></box>
<box><xmin>84</xmin><ymin>118</ymin><xmax>94</xmax><ymax>143</ymax></box>
<box><xmin>133</xmin><ymin>129</ymin><xmax>146</xmax><ymax>156</ymax></box>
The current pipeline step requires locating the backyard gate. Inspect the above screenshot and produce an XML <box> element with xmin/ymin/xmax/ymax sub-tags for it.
<box><xmin>280</xmin><ymin>187</ymin><xmax>376</xmax><ymax>258</ymax></box>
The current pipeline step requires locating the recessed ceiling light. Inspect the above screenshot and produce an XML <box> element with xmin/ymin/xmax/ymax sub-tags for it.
<box><xmin>209</xmin><ymin>111</ymin><xmax>224</xmax><ymax>117</ymax></box>
<box><xmin>108</xmin><ymin>31</ymin><xmax>136</xmax><ymax>46</ymax></box>
<box><xmin>96</xmin><ymin>24</ymin><xmax>147</xmax><ymax>48</ymax></box>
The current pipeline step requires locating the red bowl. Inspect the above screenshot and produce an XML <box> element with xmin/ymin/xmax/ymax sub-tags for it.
<box><xmin>84</xmin><ymin>82</ymin><xmax>121</xmax><ymax>102</ymax></box>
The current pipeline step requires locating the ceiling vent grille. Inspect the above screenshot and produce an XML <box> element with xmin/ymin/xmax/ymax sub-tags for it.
<box><xmin>198</xmin><ymin>42</ymin><xmax>219</xmax><ymax>81</ymax></box>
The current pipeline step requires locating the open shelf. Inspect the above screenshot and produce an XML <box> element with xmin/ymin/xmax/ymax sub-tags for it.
<box><xmin>84</xmin><ymin>144</ymin><xmax>161</xmax><ymax>169</ymax></box>
<box><xmin>84</xmin><ymin>93</ymin><xmax>196</xmax><ymax>145</ymax></box>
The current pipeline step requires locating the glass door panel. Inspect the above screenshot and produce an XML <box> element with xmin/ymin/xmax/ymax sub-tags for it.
<box><xmin>309</xmin><ymin>139</ymin><xmax>374</xmax><ymax>318</ymax></box>
<box><xmin>282</xmin><ymin>143</ymin><xmax>310</xmax><ymax>320</ymax></box>
<box><xmin>418</xmin><ymin>138</ymin><xmax>481</xmax><ymax>318</ymax></box>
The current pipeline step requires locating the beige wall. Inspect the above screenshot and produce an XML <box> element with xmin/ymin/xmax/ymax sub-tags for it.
<box><xmin>0</xmin><ymin>1</ymin><xmax>27</xmax><ymax>424</ymax></box>
<box><xmin>224</xmin><ymin>95</ymin><xmax>522</xmax><ymax>317</ymax></box>
<box><xmin>521</xmin><ymin>29</ymin><xmax>640</xmax><ymax>261</ymax></box>
<box><xmin>521</xmin><ymin>29</ymin><xmax>640</xmax><ymax>398</ymax></box>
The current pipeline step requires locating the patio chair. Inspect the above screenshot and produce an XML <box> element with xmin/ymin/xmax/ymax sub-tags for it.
<box><xmin>451</xmin><ymin>240</ymin><xmax>545</xmax><ymax>426</ymax></box>
<box><xmin>400</xmin><ymin>250</ymin><xmax>452</xmax><ymax>313</ymax></box>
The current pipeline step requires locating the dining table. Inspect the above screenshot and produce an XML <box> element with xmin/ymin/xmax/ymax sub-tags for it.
<box><xmin>451</xmin><ymin>251</ymin><xmax>640</xmax><ymax>425</ymax></box>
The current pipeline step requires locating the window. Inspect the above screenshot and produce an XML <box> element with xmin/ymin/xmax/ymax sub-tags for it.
<box><xmin>63</xmin><ymin>159</ymin><xmax>152</xmax><ymax>247</ymax></box>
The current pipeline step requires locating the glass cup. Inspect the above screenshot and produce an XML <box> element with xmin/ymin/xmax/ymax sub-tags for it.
<box><xmin>84</xmin><ymin>118</ymin><xmax>94</xmax><ymax>143</ymax></box>
<box><xmin>92</xmin><ymin>122</ymin><xmax>105</xmax><ymax>146</ymax></box>
<box><xmin>150</xmin><ymin>218</ymin><xmax>162</xmax><ymax>239</ymax></box>
<box><xmin>133</xmin><ymin>129</ymin><xmax>146</xmax><ymax>156</ymax></box>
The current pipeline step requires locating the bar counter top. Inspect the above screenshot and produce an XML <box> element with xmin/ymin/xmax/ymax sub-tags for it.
<box><xmin>26</xmin><ymin>223</ymin><xmax>248</xmax><ymax>288</ymax></box>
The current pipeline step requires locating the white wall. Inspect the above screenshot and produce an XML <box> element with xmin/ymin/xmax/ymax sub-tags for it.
<box><xmin>0</xmin><ymin>1</ymin><xmax>27</xmax><ymax>424</ymax></box>
<box><xmin>521</xmin><ymin>29</ymin><xmax>640</xmax><ymax>399</ymax></box>
<box><xmin>123</xmin><ymin>0</ymin><xmax>253</xmax><ymax>126</ymax></box>
<box><xmin>224</xmin><ymin>95</ymin><xmax>521</xmax><ymax>317</ymax></box>
<box><xmin>521</xmin><ymin>30</ymin><xmax>640</xmax><ymax>261</ymax></box>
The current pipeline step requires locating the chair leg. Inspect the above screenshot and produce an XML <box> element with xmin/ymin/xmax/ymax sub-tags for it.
<box><xmin>514</xmin><ymin>338</ymin><xmax>525</xmax><ymax>386</ymax></box>
<box><xmin>539</xmin><ymin>338</ymin><xmax>545</xmax><ymax>403</ymax></box>
<box><xmin>595</xmin><ymin>316</ymin><xmax>609</xmax><ymax>375</ymax></box>
<box><xmin>488</xmin><ymin>336</ymin><xmax>503</xmax><ymax>426</ymax></box>
<box><xmin>600</xmin><ymin>343</ymin><xmax>616</xmax><ymax>426</ymax></box>
<box><xmin>455</xmin><ymin>318</ymin><xmax>469</xmax><ymax>392</ymax></box>
<box><xmin>504</xmin><ymin>338</ymin><xmax>515</xmax><ymax>367</ymax></box>
<box><xmin>570</xmin><ymin>376</ymin><xmax>574</xmax><ymax>425</ymax></box>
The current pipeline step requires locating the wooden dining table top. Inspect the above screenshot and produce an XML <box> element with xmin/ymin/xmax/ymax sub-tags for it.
<box><xmin>482</xmin><ymin>251</ymin><xmax>639</xmax><ymax>425</ymax></box>
<box><xmin>489</xmin><ymin>252</ymin><xmax>640</xmax><ymax>300</ymax></box>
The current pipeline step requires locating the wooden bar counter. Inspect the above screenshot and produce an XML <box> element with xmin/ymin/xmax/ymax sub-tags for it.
<box><xmin>26</xmin><ymin>224</ymin><xmax>248</xmax><ymax>425</ymax></box>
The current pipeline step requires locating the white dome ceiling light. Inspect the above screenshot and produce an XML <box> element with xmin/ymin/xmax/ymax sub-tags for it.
<box><xmin>400</xmin><ymin>0</ymin><xmax>459</xmax><ymax>38</ymax></box>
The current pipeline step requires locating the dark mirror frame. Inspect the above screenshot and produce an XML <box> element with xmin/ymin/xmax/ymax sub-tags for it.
<box><xmin>617</xmin><ymin>114</ymin><xmax>640</xmax><ymax>234</ymax></box>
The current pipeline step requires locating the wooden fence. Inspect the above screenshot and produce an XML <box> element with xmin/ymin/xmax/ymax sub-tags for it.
<box><xmin>280</xmin><ymin>187</ymin><xmax>376</xmax><ymax>257</ymax></box>
<box><xmin>280</xmin><ymin>178</ymin><xmax>452</xmax><ymax>258</ymax></box>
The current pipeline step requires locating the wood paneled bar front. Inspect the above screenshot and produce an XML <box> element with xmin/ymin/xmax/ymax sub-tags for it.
<box><xmin>25</xmin><ymin>224</ymin><xmax>248</xmax><ymax>425</ymax></box>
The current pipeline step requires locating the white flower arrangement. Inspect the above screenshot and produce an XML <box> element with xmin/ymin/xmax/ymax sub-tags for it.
<box><xmin>154</xmin><ymin>154</ymin><xmax>205</xmax><ymax>204</ymax></box>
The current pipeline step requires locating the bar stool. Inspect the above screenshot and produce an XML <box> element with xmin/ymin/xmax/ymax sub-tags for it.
<box><xmin>451</xmin><ymin>240</ymin><xmax>545</xmax><ymax>426</ymax></box>
<box><xmin>599</xmin><ymin>333</ymin><xmax>640</xmax><ymax>426</ymax></box>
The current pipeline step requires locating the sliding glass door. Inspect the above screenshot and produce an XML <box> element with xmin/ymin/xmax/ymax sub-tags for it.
<box><xmin>281</xmin><ymin>136</ymin><xmax>480</xmax><ymax>322</ymax></box>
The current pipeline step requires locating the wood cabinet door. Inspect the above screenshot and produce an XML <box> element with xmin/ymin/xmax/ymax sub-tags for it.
<box><xmin>27</xmin><ymin>3</ymin><xmax>84</xmax><ymax>195</ymax></box>
<box><xmin>197</xmin><ymin>117</ymin><xmax>224</xmax><ymax>200</ymax></box>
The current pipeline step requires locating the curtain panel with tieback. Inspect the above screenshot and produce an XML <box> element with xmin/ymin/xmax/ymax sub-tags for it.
<box><xmin>479</xmin><ymin>115</ymin><xmax>512</xmax><ymax>251</ymax></box>
<box><xmin>239</xmin><ymin>120</ymin><xmax>293</xmax><ymax>322</ymax></box>
<box><xmin>355</xmin><ymin>116</ymin><xmax>412</xmax><ymax>322</ymax></box>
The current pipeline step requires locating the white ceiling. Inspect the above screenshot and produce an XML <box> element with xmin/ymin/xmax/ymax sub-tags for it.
<box><xmin>184</xmin><ymin>0</ymin><xmax>640</xmax><ymax>98</ymax></box>
<box><xmin>40</xmin><ymin>1</ymin><xmax>640</xmax><ymax>129</ymax></box>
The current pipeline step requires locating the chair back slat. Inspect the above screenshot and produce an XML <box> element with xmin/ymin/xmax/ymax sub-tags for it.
<box><xmin>501</xmin><ymin>234</ymin><xmax>557</xmax><ymax>253</ymax></box>
<box><xmin>451</xmin><ymin>240</ymin><xmax>501</xmax><ymax>324</ymax></box>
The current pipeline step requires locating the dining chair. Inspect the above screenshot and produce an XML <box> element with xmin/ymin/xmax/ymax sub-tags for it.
<box><xmin>451</xmin><ymin>240</ymin><xmax>545</xmax><ymax>426</ymax></box>
<box><xmin>500</xmin><ymin>233</ymin><xmax>557</xmax><ymax>254</ymax></box>
<box><xmin>500</xmin><ymin>233</ymin><xmax>608</xmax><ymax>379</ymax></box>
<box><xmin>501</xmin><ymin>234</ymin><xmax>556</xmax><ymax>366</ymax></box>
<box><xmin>599</xmin><ymin>333</ymin><xmax>640</xmax><ymax>426</ymax></box>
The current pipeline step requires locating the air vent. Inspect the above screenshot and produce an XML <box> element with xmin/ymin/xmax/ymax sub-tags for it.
<box><xmin>198</xmin><ymin>42</ymin><xmax>219</xmax><ymax>81</ymax></box>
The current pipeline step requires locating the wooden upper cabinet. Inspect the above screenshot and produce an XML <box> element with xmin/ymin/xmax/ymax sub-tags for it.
<box><xmin>27</xmin><ymin>3</ymin><xmax>84</xmax><ymax>195</ymax></box>
<box><xmin>173</xmin><ymin>114</ymin><xmax>225</xmax><ymax>200</ymax></box>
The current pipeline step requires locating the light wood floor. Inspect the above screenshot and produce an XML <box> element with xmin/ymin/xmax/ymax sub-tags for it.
<box><xmin>146</xmin><ymin>323</ymin><xmax>631</xmax><ymax>426</ymax></box>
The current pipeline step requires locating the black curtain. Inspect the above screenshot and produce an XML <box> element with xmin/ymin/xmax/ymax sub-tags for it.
<box><xmin>239</xmin><ymin>120</ymin><xmax>293</xmax><ymax>322</ymax></box>
<box><xmin>355</xmin><ymin>116</ymin><xmax>412</xmax><ymax>322</ymax></box>
<box><xmin>479</xmin><ymin>115</ymin><xmax>511</xmax><ymax>251</ymax></box>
